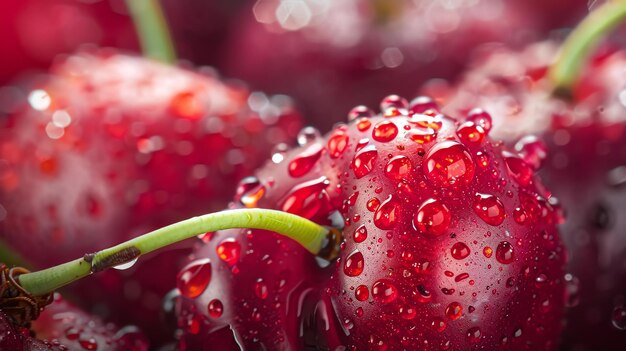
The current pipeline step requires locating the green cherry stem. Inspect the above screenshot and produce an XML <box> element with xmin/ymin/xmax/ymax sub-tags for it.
<box><xmin>548</xmin><ymin>0</ymin><xmax>626</xmax><ymax>94</ymax></box>
<box><xmin>125</xmin><ymin>0</ymin><xmax>176</xmax><ymax>63</ymax></box>
<box><xmin>18</xmin><ymin>209</ymin><xmax>329</xmax><ymax>296</ymax></box>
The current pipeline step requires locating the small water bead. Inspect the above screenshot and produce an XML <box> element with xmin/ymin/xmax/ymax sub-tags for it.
<box><xmin>450</xmin><ymin>242</ymin><xmax>470</xmax><ymax>260</ymax></box>
<box><xmin>445</xmin><ymin>302</ymin><xmax>463</xmax><ymax>320</ymax></box>
<box><xmin>288</xmin><ymin>143</ymin><xmax>323</xmax><ymax>178</ymax></box>
<box><xmin>367</xmin><ymin>198</ymin><xmax>381</xmax><ymax>211</ymax></box>
<box><xmin>374</xmin><ymin>195</ymin><xmax>400</xmax><ymax>230</ymax></box>
<box><xmin>348</xmin><ymin>105</ymin><xmax>374</xmax><ymax>121</ymax></box>
<box><xmin>255</xmin><ymin>279</ymin><xmax>269</xmax><ymax>299</ymax></box>
<box><xmin>504</xmin><ymin>152</ymin><xmax>533</xmax><ymax>186</ymax></box>
<box><xmin>170</xmin><ymin>91</ymin><xmax>203</xmax><ymax>119</ymax></box>
<box><xmin>413</xmin><ymin>198</ymin><xmax>451</xmax><ymax>237</ymax></box>
<box><xmin>612</xmin><ymin>307</ymin><xmax>626</xmax><ymax>330</ymax></box>
<box><xmin>399</xmin><ymin>305</ymin><xmax>417</xmax><ymax>320</ymax></box>
<box><xmin>240</xmin><ymin>184</ymin><xmax>266</xmax><ymax>208</ymax></box>
<box><xmin>353</xmin><ymin>225</ymin><xmax>368</xmax><ymax>243</ymax></box>
<box><xmin>356</xmin><ymin>117</ymin><xmax>372</xmax><ymax>131</ymax></box>
<box><xmin>413</xmin><ymin>284</ymin><xmax>432</xmax><ymax>303</ymax></box>
<box><xmin>177</xmin><ymin>259</ymin><xmax>212</xmax><ymax>299</ymax></box>
<box><xmin>79</xmin><ymin>337</ymin><xmax>98</xmax><ymax>350</ymax></box>
<box><xmin>515</xmin><ymin>135</ymin><xmax>547</xmax><ymax>170</ymax></box>
<box><xmin>356</xmin><ymin>307</ymin><xmax>364</xmax><ymax>317</ymax></box>
<box><xmin>280</xmin><ymin>176</ymin><xmax>330</xmax><ymax>219</ymax></box>
<box><xmin>495</xmin><ymin>241</ymin><xmax>514</xmax><ymax>264</ymax></box>
<box><xmin>431</xmin><ymin>318</ymin><xmax>446</xmax><ymax>332</ymax></box>
<box><xmin>384</xmin><ymin>155</ymin><xmax>412</xmax><ymax>181</ymax></box>
<box><xmin>113</xmin><ymin>257</ymin><xmax>138</xmax><ymax>270</ymax></box>
<box><xmin>372</xmin><ymin>121</ymin><xmax>399</xmax><ymax>142</ymax></box>
<box><xmin>297</xmin><ymin>126</ymin><xmax>321</xmax><ymax>146</ymax></box>
<box><xmin>208</xmin><ymin>299</ymin><xmax>224</xmax><ymax>318</ymax></box>
<box><xmin>407</xmin><ymin>127</ymin><xmax>437</xmax><ymax>144</ymax></box>
<box><xmin>271</xmin><ymin>143</ymin><xmax>289</xmax><ymax>164</ymax></box>
<box><xmin>473</xmin><ymin>193</ymin><xmax>506</xmax><ymax>226</ymax></box>
<box><xmin>355</xmin><ymin>285</ymin><xmax>369</xmax><ymax>301</ymax></box>
<box><xmin>408</xmin><ymin>114</ymin><xmax>443</xmax><ymax>131</ymax></box>
<box><xmin>344</xmin><ymin>250</ymin><xmax>365</xmax><ymax>277</ymax></box>
<box><xmin>455</xmin><ymin>273</ymin><xmax>470</xmax><ymax>282</ymax></box>
<box><xmin>424</xmin><ymin>141</ymin><xmax>475</xmax><ymax>187</ymax></box>
<box><xmin>216</xmin><ymin>238</ymin><xmax>241</xmax><ymax>266</ymax></box>
<box><xmin>513</xmin><ymin>207</ymin><xmax>527</xmax><ymax>224</ymax></box>
<box><xmin>381</xmin><ymin>94</ymin><xmax>409</xmax><ymax>111</ymax></box>
<box><xmin>371</xmin><ymin>279</ymin><xmax>398</xmax><ymax>303</ymax></box>
<box><xmin>456</xmin><ymin>121</ymin><xmax>486</xmax><ymax>146</ymax></box>
<box><xmin>466</xmin><ymin>327</ymin><xmax>482</xmax><ymax>344</ymax></box>
<box><xmin>466</xmin><ymin>108</ymin><xmax>492</xmax><ymax>132</ymax></box>
<box><xmin>327</xmin><ymin>131</ymin><xmax>350</xmax><ymax>158</ymax></box>
<box><xmin>409</xmin><ymin>96</ymin><xmax>439</xmax><ymax>115</ymax></box>
<box><xmin>351</xmin><ymin>145</ymin><xmax>378</xmax><ymax>178</ymax></box>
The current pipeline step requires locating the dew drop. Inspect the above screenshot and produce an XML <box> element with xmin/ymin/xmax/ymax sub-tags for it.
<box><xmin>466</xmin><ymin>108</ymin><xmax>492</xmax><ymax>132</ymax></box>
<box><xmin>450</xmin><ymin>242</ymin><xmax>470</xmax><ymax>260</ymax></box>
<box><xmin>413</xmin><ymin>198</ymin><xmax>451</xmax><ymax>237</ymax></box>
<box><xmin>216</xmin><ymin>238</ymin><xmax>241</xmax><ymax>266</ymax></box>
<box><xmin>327</xmin><ymin>131</ymin><xmax>350</xmax><ymax>158</ymax></box>
<box><xmin>473</xmin><ymin>193</ymin><xmax>506</xmax><ymax>226</ymax></box>
<box><xmin>431</xmin><ymin>318</ymin><xmax>446</xmax><ymax>332</ymax></box>
<box><xmin>445</xmin><ymin>302</ymin><xmax>463</xmax><ymax>320</ymax></box>
<box><xmin>355</xmin><ymin>285</ymin><xmax>369</xmax><ymax>301</ymax></box>
<box><xmin>177</xmin><ymin>259</ymin><xmax>212</xmax><ymax>299</ymax></box>
<box><xmin>504</xmin><ymin>153</ymin><xmax>533</xmax><ymax>186</ymax></box>
<box><xmin>409</xmin><ymin>96</ymin><xmax>439</xmax><ymax>114</ymax></box>
<box><xmin>351</xmin><ymin>145</ymin><xmax>378</xmax><ymax>178</ymax></box>
<box><xmin>353</xmin><ymin>225</ymin><xmax>368</xmax><ymax>243</ymax></box>
<box><xmin>612</xmin><ymin>307</ymin><xmax>626</xmax><ymax>330</ymax></box>
<box><xmin>288</xmin><ymin>143</ymin><xmax>323</xmax><ymax>178</ymax></box>
<box><xmin>113</xmin><ymin>257</ymin><xmax>138</xmax><ymax>270</ymax></box>
<box><xmin>399</xmin><ymin>305</ymin><xmax>417</xmax><ymax>320</ymax></box>
<box><xmin>483</xmin><ymin>246</ymin><xmax>493</xmax><ymax>258</ymax></box>
<box><xmin>456</xmin><ymin>121</ymin><xmax>486</xmax><ymax>146</ymax></box>
<box><xmin>255</xmin><ymin>279</ymin><xmax>269</xmax><ymax>299</ymax></box>
<box><xmin>372</xmin><ymin>120</ymin><xmax>399</xmax><ymax>143</ymax></box>
<box><xmin>367</xmin><ymin>198</ymin><xmax>381</xmax><ymax>212</ymax></box>
<box><xmin>384</xmin><ymin>155</ymin><xmax>412</xmax><ymax>180</ymax></box>
<box><xmin>495</xmin><ymin>241</ymin><xmax>514</xmax><ymax>264</ymax></box>
<box><xmin>424</xmin><ymin>141</ymin><xmax>475</xmax><ymax>187</ymax></box>
<box><xmin>297</xmin><ymin>126</ymin><xmax>321</xmax><ymax>146</ymax></box>
<box><xmin>371</xmin><ymin>279</ymin><xmax>398</xmax><ymax>303</ymax></box>
<box><xmin>466</xmin><ymin>327</ymin><xmax>482</xmax><ymax>344</ymax></box>
<box><xmin>344</xmin><ymin>250</ymin><xmax>365</xmax><ymax>277</ymax></box>
<box><xmin>79</xmin><ymin>337</ymin><xmax>98</xmax><ymax>350</ymax></box>
<box><xmin>374</xmin><ymin>195</ymin><xmax>400</xmax><ymax>229</ymax></box>
<box><xmin>356</xmin><ymin>117</ymin><xmax>372</xmax><ymax>131</ymax></box>
<box><xmin>348</xmin><ymin>105</ymin><xmax>374</xmax><ymax>121</ymax></box>
<box><xmin>208</xmin><ymin>299</ymin><xmax>224</xmax><ymax>318</ymax></box>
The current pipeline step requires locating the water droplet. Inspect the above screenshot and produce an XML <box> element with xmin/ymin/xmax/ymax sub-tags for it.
<box><xmin>450</xmin><ymin>242</ymin><xmax>470</xmax><ymax>260</ymax></box>
<box><xmin>357</xmin><ymin>118</ymin><xmax>372</xmax><ymax>131</ymax></box>
<box><xmin>255</xmin><ymin>279</ymin><xmax>269</xmax><ymax>299</ymax></box>
<box><xmin>374</xmin><ymin>195</ymin><xmax>400</xmax><ymax>229</ymax></box>
<box><xmin>372</xmin><ymin>121</ymin><xmax>398</xmax><ymax>142</ymax></box>
<box><xmin>355</xmin><ymin>285</ymin><xmax>369</xmax><ymax>301</ymax></box>
<box><xmin>240</xmin><ymin>184</ymin><xmax>266</xmax><ymax>208</ymax></box>
<box><xmin>372</xmin><ymin>279</ymin><xmax>398</xmax><ymax>303</ymax></box>
<box><xmin>344</xmin><ymin>250</ymin><xmax>365</xmax><ymax>277</ymax></box>
<box><xmin>407</xmin><ymin>127</ymin><xmax>437</xmax><ymax>144</ymax></box>
<box><xmin>216</xmin><ymin>238</ymin><xmax>241</xmax><ymax>266</ymax></box>
<box><xmin>483</xmin><ymin>246</ymin><xmax>493</xmax><ymax>258</ymax></box>
<box><xmin>466</xmin><ymin>327</ymin><xmax>482</xmax><ymax>344</ymax></box>
<box><xmin>367</xmin><ymin>198</ymin><xmax>381</xmax><ymax>212</ymax></box>
<box><xmin>177</xmin><ymin>258</ymin><xmax>212</xmax><ymax>299</ymax></box>
<box><xmin>280</xmin><ymin>176</ymin><xmax>330</xmax><ymax>219</ymax></box>
<box><xmin>456</xmin><ymin>121</ymin><xmax>486</xmax><ymax>146</ymax></box>
<box><xmin>513</xmin><ymin>207</ymin><xmax>527</xmax><ymax>224</ymax></box>
<box><xmin>424</xmin><ymin>141</ymin><xmax>475</xmax><ymax>187</ymax></box>
<box><xmin>564</xmin><ymin>273</ymin><xmax>580</xmax><ymax>307</ymax></box>
<box><xmin>413</xmin><ymin>198</ymin><xmax>451</xmax><ymax>237</ymax></box>
<box><xmin>455</xmin><ymin>273</ymin><xmax>470</xmax><ymax>282</ymax></box>
<box><xmin>353</xmin><ymin>225</ymin><xmax>368</xmax><ymax>243</ymax></box>
<box><xmin>466</xmin><ymin>108</ymin><xmax>492</xmax><ymax>132</ymax></box>
<box><xmin>495</xmin><ymin>241</ymin><xmax>514</xmax><ymax>264</ymax></box>
<box><xmin>351</xmin><ymin>145</ymin><xmax>378</xmax><ymax>178</ymax></box>
<box><xmin>170</xmin><ymin>91</ymin><xmax>203</xmax><ymax>119</ymax></box>
<box><xmin>515</xmin><ymin>135</ymin><xmax>547</xmax><ymax>170</ymax></box>
<box><xmin>612</xmin><ymin>307</ymin><xmax>626</xmax><ymax>330</ymax></box>
<box><xmin>328</xmin><ymin>131</ymin><xmax>350</xmax><ymax>158</ymax></box>
<box><xmin>408</xmin><ymin>114</ymin><xmax>443</xmax><ymax>131</ymax></box>
<box><xmin>288</xmin><ymin>143</ymin><xmax>323</xmax><ymax>178</ymax></box>
<box><xmin>445</xmin><ymin>302</ymin><xmax>463</xmax><ymax>320</ymax></box>
<box><xmin>384</xmin><ymin>155</ymin><xmax>412</xmax><ymax>180</ymax></box>
<box><xmin>381</xmin><ymin>94</ymin><xmax>409</xmax><ymax>111</ymax></box>
<box><xmin>297</xmin><ymin>126</ymin><xmax>321</xmax><ymax>146</ymax></box>
<box><xmin>409</xmin><ymin>96</ymin><xmax>439</xmax><ymax>115</ymax></box>
<box><xmin>431</xmin><ymin>318</ymin><xmax>446</xmax><ymax>332</ymax></box>
<box><xmin>113</xmin><ymin>257</ymin><xmax>138</xmax><ymax>270</ymax></box>
<box><xmin>208</xmin><ymin>299</ymin><xmax>224</xmax><ymax>318</ymax></box>
<box><xmin>504</xmin><ymin>153</ymin><xmax>533</xmax><ymax>186</ymax></box>
<box><xmin>399</xmin><ymin>305</ymin><xmax>417</xmax><ymax>320</ymax></box>
<box><xmin>79</xmin><ymin>337</ymin><xmax>98</xmax><ymax>350</ymax></box>
<box><xmin>413</xmin><ymin>285</ymin><xmax>432</xmax><ymax>303</ymax></box>
<box><xmin>473</xmin><ymin>193</ymin><xmax>506</xmax><ymax>226</ymax></box>
<box><xmin>348</xmin><ymin>105</ymin><xmax>374</xmax><ymax>121</ymax></box>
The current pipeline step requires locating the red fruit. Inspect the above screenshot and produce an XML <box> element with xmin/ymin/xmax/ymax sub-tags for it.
<box><xmin>222</xmin><ymin>0</ymin><xmax>587</xmax><ymax>130</ymax></box>
<box><xmin>0</xmin><ymin>293</ymin><xmax>148</xmax><ymax>350</ymax></box>
<box><xmin>441</xmin><ymin>41</ymin><xmax>626</xmax><ymax>350</ymax></box>
<box><xmin>177</xmin><ymin>95</ymin><xmax>566</xmax><ymax>350</ymax></box>
<box><xmin>0</xmin><ymin>49</ymin><xmax>301</xmax><ymax>345</ymax></box>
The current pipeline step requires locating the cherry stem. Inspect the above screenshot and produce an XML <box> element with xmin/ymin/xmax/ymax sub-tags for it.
<box><xmin>125</xmin><ymin>0</ymin><xmax>176</xmax><ymax>63</ymax></box>
<box><xmin>18</xmin><ymin>209</ymin><xmax>329</xmax><ymax>296</ymax></box>
<box><xmin>548</xmin><ymin>0</ymin><xmax>626</xmax><ymax>94</ymax></box>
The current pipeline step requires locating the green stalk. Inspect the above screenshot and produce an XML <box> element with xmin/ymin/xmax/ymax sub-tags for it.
<box><xmin>126</xmin><ymin>0</ymin><xmax>176</xmax><ymax>63</ymax></box>
<box><xmin>18</xmin><ymin>209</ymin><xmax>328</xmax><ymax>296</ymax></box>
<box><xmin>548</xmin><ymin>0</ymin><xmax>626</xmax><ymax>94</ymax></box>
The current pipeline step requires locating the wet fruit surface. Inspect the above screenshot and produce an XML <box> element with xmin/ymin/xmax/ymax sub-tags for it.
<box><xmin>177</xmin><ymin>95</ymin><xmax>566</xmax><ymax>350</ymax></box>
